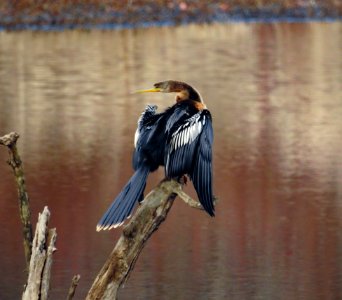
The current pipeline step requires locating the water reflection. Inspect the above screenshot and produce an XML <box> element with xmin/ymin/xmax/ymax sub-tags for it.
<box><xmin>0</xmin><ymin>23</ymin><xmax>341</xmax><ymax>300</ymax></box>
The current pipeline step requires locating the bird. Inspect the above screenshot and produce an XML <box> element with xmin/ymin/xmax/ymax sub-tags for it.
<box><xmin>97</xmin><ymin>80</ymin><xmax>214</xmax><ymax>231</ymax></box>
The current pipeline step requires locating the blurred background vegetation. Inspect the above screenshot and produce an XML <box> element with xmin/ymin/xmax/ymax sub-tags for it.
<box><xmin>0</xmin><ymin>0</ymin><xmax>341</xmax><ymax>30</ymax></box>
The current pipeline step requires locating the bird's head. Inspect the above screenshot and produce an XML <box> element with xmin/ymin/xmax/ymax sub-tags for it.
<box><xmin>136</xmin><ymin>80</ymin><xmax>203</xmax><ymax>103</ymax></box>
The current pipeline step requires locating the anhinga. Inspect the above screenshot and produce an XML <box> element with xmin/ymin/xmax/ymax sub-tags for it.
<box><xmin>97</xmin><ymin>80</ymin><xmax>214</xmax><ymax>231</ymax></box>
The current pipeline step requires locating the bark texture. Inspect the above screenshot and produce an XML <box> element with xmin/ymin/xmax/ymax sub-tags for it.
<box><xmin>22</xmin><ymin>206</ymin><xmax>57</xmax><ymax>300</ymax></box>
<box><xmin>67</xmin><ymin>274</ymin><xmax>81</xmax><ymax>300</ymax></box>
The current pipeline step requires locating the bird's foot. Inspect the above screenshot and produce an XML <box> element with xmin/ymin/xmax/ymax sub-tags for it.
<box><xmin>177</xmin><ymin>175</ymin><xmax>188</xmax><ymax>185</ymax></box>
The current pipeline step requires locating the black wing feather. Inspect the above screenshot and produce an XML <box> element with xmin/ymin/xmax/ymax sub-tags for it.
<box><xmin>190</xmin><ymin>114</ymin><xmax>214</xmax><ymax>216</ymax></box>
<box><xmin>165</xmin><ymin>109</ymin><xmax>214</xmax><ymax>216</ymax></box>
<box><xmin>165</xmin><ymin>111</ymin><xmax>202</xmax><ymax>176</ymax></box>
<box><xmin>133</xmin><ymin>105</ymin><xmax>164</xmax><ymax>170</ymax></box>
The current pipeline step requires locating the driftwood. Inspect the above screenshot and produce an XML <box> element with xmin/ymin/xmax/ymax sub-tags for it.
<box><xmin>0</xmin><ymin>132</ymin><xmax>33</xmax><ymax>271</ymax></box>
<box><xmin>22</xmin><ymin>206</ymin><xmax>57</xmax><ymax>300</ymax></box>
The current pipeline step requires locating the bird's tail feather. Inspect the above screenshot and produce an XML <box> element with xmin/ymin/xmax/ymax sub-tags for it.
<box><xmin>96</xmin><ymin>166</ymin><xmax>149</xmax><ymax>231</ymax></box>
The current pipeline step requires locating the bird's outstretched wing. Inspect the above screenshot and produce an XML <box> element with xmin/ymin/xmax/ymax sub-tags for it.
<box><xmin>134</xmin><ymin>104</ymin><xmax>158</xmax><ymax>148</ymax></box>
<box><xmin>133</xmin><ymin>105</ymin><xmax>164</xmax><ymax>170</ymax></box>
<box><xmin>189</xmin><ymin>113</ymin><xmax>214</xmax><ymax>216</ymax></box>
<box><xmin>165</xmin><ymin>109</ymin><xmax>215</xmax><ymax>216</ymax></box>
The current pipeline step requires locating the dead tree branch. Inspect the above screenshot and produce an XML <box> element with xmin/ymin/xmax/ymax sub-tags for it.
<box><xmin>86</xmin><ymin>179</ymin><xmax>180</xmax><ymax>300</ymax></box>
<box><xmin>67</xmin><ymin>274</ymin><xmax>81</xmax><ymax>300</ymax></box>
<box><xmin>41</xmin><ymin>228</ymin><xmax>57</xmax><ymax>300</ymax></box>
<box><xmin>0</xmin><ymin>132</ymin><xmax>33</xmax><ymax>271</ymax></box>
<box><xmin>174</xmin><ymin>186</ymin><xmax>205</xmax><ymax>209</ymax></box>
<box><xmin>86</xmin><ymin>179</ymin><xmax>218</xmax><ymax>300</ymax></box>
<box><xmin>22</xmin><ymin>206</ymin><xmax>57</xmax><ymax>300</ymax></box>
<box><xmin>174</xmin><ymin>186</ymin><xmax>219</xmax><ymax>210</ymax></box>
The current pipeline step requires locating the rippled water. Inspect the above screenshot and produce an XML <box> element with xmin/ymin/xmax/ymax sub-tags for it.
<box><xmin>0</xmin><ymin>23</ymin><xmax>341</xmax><ymax>300</ymax></box>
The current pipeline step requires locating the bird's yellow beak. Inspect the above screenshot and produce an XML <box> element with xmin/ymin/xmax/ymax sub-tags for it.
<box><xmin>135</xmin><ymin>87</ymin><xmax>162</xmax><ymax>93</ymax></box>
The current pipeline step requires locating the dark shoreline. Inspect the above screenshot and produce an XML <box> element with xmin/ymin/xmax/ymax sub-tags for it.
<box><xmin>0</xmin><ymin>2</ymin><xmax>341</xmax><ymax>31</ymax></box>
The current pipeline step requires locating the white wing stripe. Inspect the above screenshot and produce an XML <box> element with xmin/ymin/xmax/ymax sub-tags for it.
<box><xmin>185</xmin><ymin>127</ymin><xmax>189</xmax><ymax>146</ymax></box>
<box><xmin>134</xmin><ymin>128</ymin><xmax>140</xmax><ymax>148</ymax></box>
<box><xmin>182</xmin><ymin>128</ymin><xmax>187</xmax><ymax>147</ymax></box>
<box><xmin>170</xmin><ymin>113</ymin><xmax>205</xmax><ymax>151</ymax></box>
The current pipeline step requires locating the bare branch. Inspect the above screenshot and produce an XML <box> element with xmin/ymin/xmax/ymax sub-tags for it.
<box><xmin>22</xmin><ymin>207</ymin><xmax>56</xmax><ymax>300</ymax></box>
<box><xmin>172</xmin><ymin>185</ymin><xmax>219</xmax><ymax>210</ymax></box>
<box><xmin>86</xmin><ymin>178</ymin><xmax>218</xmax><ymax>299</ymax></box>
<box><xmin>67</xmin><ymin>275</ymin><xmax>81</xmax><ymax>300</ymax></box>
<box><xmin>0</xmin><ymin>132</ymin><xmax>33</xmax><ymax>272</ymax></box>
<box><xmin>173</xmin><ymin>187</ymin><xmax>204</xmax><ymax>210</ymax></box>
<box><xmin>0</xmin><ymin>132</ymin><xmax>19</xmax><ymax>146</ymax></box>
<box><xmin>86</xmin><ymin>179</ymin><xmax>181</xmax><ymax>300</ymax></box>
<box><xmin>41</xmin><ymin>228</ymin><xmax>57</xmax><ymax>300</ymax></box>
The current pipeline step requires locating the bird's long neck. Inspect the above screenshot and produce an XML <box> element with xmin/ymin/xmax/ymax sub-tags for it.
<box><xmin>175</xmin><ymin>86</ymin><xmax>207</xmax><ymax>110</ymax></box>
<box><xmin>176</xmin><ymin>86</ymin><xmax>203</xmax><ymax>103</ymax></box>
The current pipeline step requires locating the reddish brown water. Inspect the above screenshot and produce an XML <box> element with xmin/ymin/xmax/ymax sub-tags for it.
<box><xmin>0</xmin><ymin>23</ymin><xmax>341</xmax><ymax>299</ymax></box>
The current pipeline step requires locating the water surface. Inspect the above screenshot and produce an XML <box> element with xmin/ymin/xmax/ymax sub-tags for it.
<box><xmin>0</xmin><ymin>23</ymin><xmax>341</xmax><ymax>299</ymax></box>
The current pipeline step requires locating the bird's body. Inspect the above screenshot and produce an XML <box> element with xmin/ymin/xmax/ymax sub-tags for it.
<box><xmin>97</xmin><ymin>80</ymin><xmax>214</xmax><ymax>231</ymax></box>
